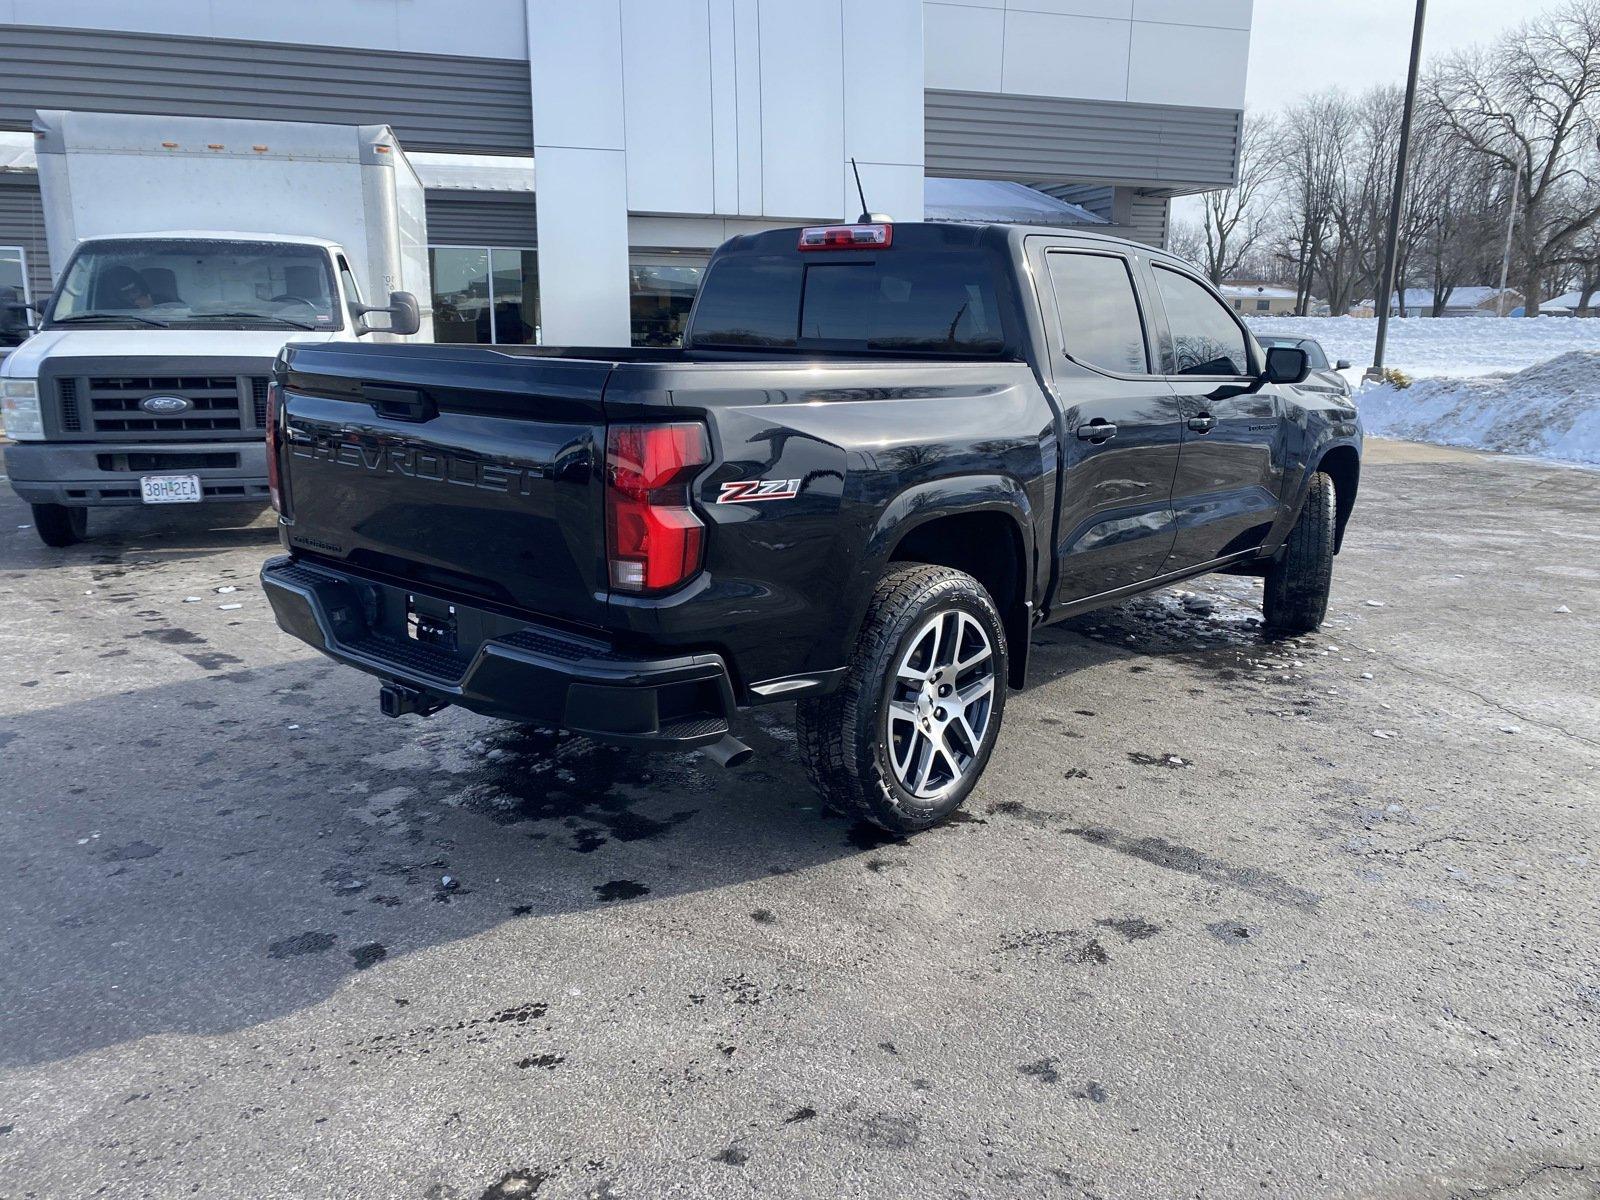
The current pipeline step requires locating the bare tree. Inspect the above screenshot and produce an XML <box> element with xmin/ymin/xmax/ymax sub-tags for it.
<box><xmin>1430</xmin><ymin>1</ymin><xmax>1600</xmax><ymax>315</ymax></box>
<box><xmin>1278</xmin><ymin>92</ymin><xmax>1348</xmax><ymax>314</ymax></box>
<box><xmin>1167</xmin><ymin>219</ymin><xmax>1207</xmax><ymax>272</ymax></box>
<box><xmin>1192</xmin><ymin>113</ymin><xmax>1281</xmax><ymax>284</ymax></box>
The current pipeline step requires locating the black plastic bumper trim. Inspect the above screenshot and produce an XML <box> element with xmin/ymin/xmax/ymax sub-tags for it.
<box><xmin>260</xmin><ymin>555</ymin><xmax>736</xmax><ymax>749</ymax></box>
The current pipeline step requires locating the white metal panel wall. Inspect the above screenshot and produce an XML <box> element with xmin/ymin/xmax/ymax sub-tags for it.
<box><xmin>757</xmin><ymin>1</ymin><xmax>845</xmax><ymax>221</ymax></box>
<box><xmin>526</xmin><ymin>0</ymin><xmax>631</xmax><ymax>345</ymax></box>
<box><xmin>922</xmin><ymin>0</ymin><xmax>1251</xmax><ymax>111</ymax></box>
<box><xmin>526</xmin><ymin>0</ymin><xmax>924</xmax><ymax>342</ymax></box>
<box><xmin>842</xmin><ymin>0</ymin><xmax>925</xmax><ymax>223</ymax></box>
<box><xmin>621</xmin><ymin>0</ymin><xmax>715</xmax><ymax>214</ymax></box>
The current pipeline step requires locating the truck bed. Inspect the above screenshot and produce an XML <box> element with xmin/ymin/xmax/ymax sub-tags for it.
<box><xmin>274</xmin><ymin>341</ymin><xmax>1033</xmax><ymax>649</ymax></box>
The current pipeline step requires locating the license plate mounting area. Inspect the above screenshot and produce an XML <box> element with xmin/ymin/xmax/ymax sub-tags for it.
<box><xmin>405</xmin><ymin>594</ymin><xmax>458</xmax><ymax>652</ymax></box>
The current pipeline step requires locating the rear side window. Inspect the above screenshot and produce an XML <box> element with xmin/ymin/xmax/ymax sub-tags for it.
<box><xmin>1153</xmin><ymin>266</ymin><xmax>1251</xmax><ymax>377</ymax></box>
<box><xmin>691</xmin><ymin>249</ymin><xmax>1006</xmax><ymax>354</ymax></box>
<box><xmin>1045</xmin><ymin>251</ymin><xmax>1149</xmax><ymax>375</ymax></box>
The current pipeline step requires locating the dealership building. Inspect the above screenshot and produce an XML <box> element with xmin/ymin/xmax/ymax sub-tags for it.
<box><xmin>0</xmin><ymin>0</ymin><xmax>1253</xmax><ymax>346</ymax></box>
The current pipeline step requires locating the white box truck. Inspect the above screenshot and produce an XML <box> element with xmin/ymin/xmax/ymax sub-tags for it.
<box><xmin>0</xmin><ymin>110</ymin><xmax>431</xmax><ymax>545</ymax></box>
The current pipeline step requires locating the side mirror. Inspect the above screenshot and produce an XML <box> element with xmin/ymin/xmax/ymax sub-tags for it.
<box><xmin>0</xmin><ymin>299</ymin><xmax>39</xmax><ymax>337</ymax></box>
<box><xmin>1263</xmin><ymin>345</ymin><xmax>1310</xmax><ymax>386</ymax></box>
<box><xmin>1335</xmin><ymin>358</ymin><xmax>1352</xmax><ymax>371</ymax></box>
<box><xmin>354</xmin><ymin>290</ymin><xmax>421</xmax><ymax>337</ymax></box>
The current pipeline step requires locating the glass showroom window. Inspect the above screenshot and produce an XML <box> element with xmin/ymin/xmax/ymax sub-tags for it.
<box><xmin>630</xmin><ymin>254</ymin><xmax>708</xmax><ymax>347</ymax></box>
<box><xmin>0</xmin><ymin>246</ymin><xmax>30</xmax><ymax>349</ymax></box>
<box><xmin>428</xmin><ymin>246</ymin><xmax>539</xmax><ymax>345</ymax></box>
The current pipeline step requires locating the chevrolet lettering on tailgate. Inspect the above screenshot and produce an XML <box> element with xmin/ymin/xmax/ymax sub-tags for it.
<box><xmin>291</xmin><ymin>432</ymin><xmax>546</xmax><ymax>496</ymax></box>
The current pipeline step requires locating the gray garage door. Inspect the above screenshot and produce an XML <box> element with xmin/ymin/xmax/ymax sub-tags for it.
<box><xmin>424</xmin><ymin>191</ymin><xmax>538</xmax><ymax>248</ymax></box>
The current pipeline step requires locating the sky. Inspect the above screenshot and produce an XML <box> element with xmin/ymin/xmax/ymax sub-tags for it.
<box><xmin>1244</xmin><ymin>0</ymin><xmax>1569</xmax><ymax>113</ymax></box>
<box><xmin>1172</xmin><ymin>0</ymin><xmax>1568</xmax><ymax>225</ymax></box>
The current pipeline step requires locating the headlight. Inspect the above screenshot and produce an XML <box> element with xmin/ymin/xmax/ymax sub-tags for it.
<box><xmin>0</xmin><ymin>378</ymin><xmax>44</xmax><ymax>440</ymax></box>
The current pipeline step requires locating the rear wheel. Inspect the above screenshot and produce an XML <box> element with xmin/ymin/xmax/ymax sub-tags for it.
<box><xmin>797</xmin><ymin>564</ymin><xmax>1007</xmax><ymax>834</ymax></box>
<box><xmin>31</xmin><ymin>503</ymin><xmax>87</xmax><ymax>548</ymax></box>
<box><xmin>1263</xmin><ymin>471</ymin><xmax>1335</xmax><ymax>634</ymax></box>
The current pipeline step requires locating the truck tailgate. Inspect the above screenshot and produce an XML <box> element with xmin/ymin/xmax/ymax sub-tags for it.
<box><xmin>278</xmin><ymin>346</ymin><xmax>612</xmax><ymax>626</ymax></box>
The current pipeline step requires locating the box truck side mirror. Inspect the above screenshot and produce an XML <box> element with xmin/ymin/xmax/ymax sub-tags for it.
<box><xmin>1</xmin><ymin>294</ymin><xmax>43</xmax><ymax>336</ymax></box>
<box><xmin>354</xmin><ymin>291</ymin><xmax>421</xmax><ymax>337</ymax></box>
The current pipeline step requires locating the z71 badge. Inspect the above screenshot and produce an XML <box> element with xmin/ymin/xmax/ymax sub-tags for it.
<box><xmin>717</xmin><ymin>478</ymin><xmax>803</xmax><ymax>504</ymax></box>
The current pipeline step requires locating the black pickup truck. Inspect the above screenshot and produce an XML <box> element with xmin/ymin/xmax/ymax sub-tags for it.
<box><xmin>261</xmin><ymin>222</ymin><xmax>1361</xmax><ymax>832</ymax></box>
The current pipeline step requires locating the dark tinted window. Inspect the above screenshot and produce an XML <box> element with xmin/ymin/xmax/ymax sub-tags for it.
<box><xmin>1153</xmin><ymin>266</ymin><xmax>1250</xmax><ymax>376</ymax></box>
<box><xmin>799</xmin><ymin>256</ymin><xmax>1003</xmax><ymax>352</ymax></box>
<box><xmin>1044</xmin><ymin>251</ymin><xmax>1148</xmax><ymax>374</ymax></box>
<box><xmin>692</xmin><ymin>249</ymin><xmax>1005</xmax><ymax>353</ymax></box>
<box><xmin>689</xmin><ymin>254</ymin><xmax>804</xmax><ymax>347</ymax></box>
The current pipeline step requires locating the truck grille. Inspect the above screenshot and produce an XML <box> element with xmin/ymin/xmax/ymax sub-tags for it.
<box><xmin>58</xmin><ymin>378</ymin><xmax>82</xmax><ymax>432</ymax></box>
<box><xmin>87</xmin><ymin>375</ymin><xmax>243</xmax><ymax>434</ymax></box>
<box><xmin>53</xmin><ymin>374</ymin><xmax>274</xmax><ymax>439</ymax></box>
<box><xmin>251</xmin><ymin>377</ymin><xmax>270</xmax><ymax>427</ymax></box>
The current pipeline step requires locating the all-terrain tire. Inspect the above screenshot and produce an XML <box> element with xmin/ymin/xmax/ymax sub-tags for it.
<box><xmin>796</xmin><ymin>564</ymin><xmax>1008</xmax><ymax>834</ymax></box>
<box><xmin>1263</xmin><ymin>471</ymin><xmax>1335</xmax><ymax>634</ymax></box>
<box><xmin>31</xmin><ymin>503</ymin><xmax>87</xmax><ymax>548</ymax></box>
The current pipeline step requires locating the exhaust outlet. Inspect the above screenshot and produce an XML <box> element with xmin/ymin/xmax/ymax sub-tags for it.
<box><xmin>701</xmin><ymin>733</ymin><xmax>754</xmax><ymax>769</ymax></box>
<box><xmin>379</xmin><ymin>682</ymin><xmax>446</xmax><ymax>719</ymax></box>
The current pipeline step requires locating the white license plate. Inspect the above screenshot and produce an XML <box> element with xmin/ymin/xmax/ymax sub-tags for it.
<box><xmin>140</xmin><ymin>474</ymin><xmax>203</xmax><ymax>504</ymax></box>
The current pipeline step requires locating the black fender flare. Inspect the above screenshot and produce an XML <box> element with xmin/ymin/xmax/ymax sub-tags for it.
<box><xmin>839</xmin><ymin>474</ymin><xmax>1039</xmax><ymax>689</ymax></box>
<box><xmin>1269</xmin><ymin>439</ymin><xmax>1362</xmax><ymax>557</ymax></box>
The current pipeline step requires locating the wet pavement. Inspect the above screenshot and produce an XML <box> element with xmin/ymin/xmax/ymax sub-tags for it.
<box><xmin>1</xmin><ymin>439</ymin><xmax>1596</xmax><ymax>1199</ymax></box>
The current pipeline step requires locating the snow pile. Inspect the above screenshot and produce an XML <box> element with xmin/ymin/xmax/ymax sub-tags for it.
<box><xmin>1247</xmin><ymin>314</ymin><xmax>1600</xmax><ymax>378</ymax></box>
<box><xmin>1356</xmin><ymin>350</ymin><xmax>1600</xmax><ymax>465</ymax></box>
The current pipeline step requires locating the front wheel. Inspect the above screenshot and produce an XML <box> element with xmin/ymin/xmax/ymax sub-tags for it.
<box><xmin>797</xmin><ymin>564</ymin><xmax>1008</xmax><ymax>834</ymax></box>
<box><xmin>31</xmin><ymin>503</ymin><xmax>87</xmax><ymax>548</ymax></box>
<box><xmin>1263</xmin><ymin>471</ymin><xmax>1335</xmax><ymax>635</ymax></box>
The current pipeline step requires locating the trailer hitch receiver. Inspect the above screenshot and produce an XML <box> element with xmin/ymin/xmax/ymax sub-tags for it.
<box><xmin>379</xmin><ymin>682</ymin><xmax>447</xmax><ymax>719</ymax></box>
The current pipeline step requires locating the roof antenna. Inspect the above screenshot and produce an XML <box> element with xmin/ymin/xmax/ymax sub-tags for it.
<box><xmin>851</xmin><ymin>157</ymin><xmax>889</xmax><ymax>223</ymax></box>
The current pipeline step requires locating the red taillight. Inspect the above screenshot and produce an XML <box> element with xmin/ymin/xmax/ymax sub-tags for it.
<box><xmin>606</xmin><ymin>422</ymin><xmax>709</xmax><ymax>594</ymax></box>
<box><xmin>265</xmin><ymin>381</ymin><xmax>283</xmax><ymax>513</ymax></box>
<box><xmin>797</xmin><ymin>223</ymin><xmax>892</xmax><ymax>251</ymax></box>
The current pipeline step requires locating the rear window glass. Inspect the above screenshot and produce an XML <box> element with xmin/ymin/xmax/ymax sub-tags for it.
<box><xmin>686</xmin><ymin>255</ymin><xmax>803</xmax><ymax>348</ymax></box>
<box><xmin>691</xmin><ymin>250</ymin><xmax>1007</xmax><ymax>354</ymax></box>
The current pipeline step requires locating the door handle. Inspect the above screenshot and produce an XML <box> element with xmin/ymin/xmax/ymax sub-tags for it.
<box><xmin>1187</xmin><ymin>413</ymin><xmax>1215</xmax><ymax>433</ymax></box>
<box><xmin>1077</xmin><ymin>421</ymin><xmax>1117</xmax><ymax>442</ymax></box>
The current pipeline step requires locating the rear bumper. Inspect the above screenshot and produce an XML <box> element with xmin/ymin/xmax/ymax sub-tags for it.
<box><xmin>5</xmin><ymin>440</ymin><xmax>269</xmax><ymax>506</ymax></box>
<box><xmin>260</xmin><ymin>555</ymin><xmax>738</xmax><ymax>749</ymax></box>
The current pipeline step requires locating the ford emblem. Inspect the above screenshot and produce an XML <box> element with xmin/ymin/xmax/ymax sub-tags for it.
<box><xmin>140</xmin><ymin>394</ymin><xmax>191</xmax><ymax>414</ymax></box>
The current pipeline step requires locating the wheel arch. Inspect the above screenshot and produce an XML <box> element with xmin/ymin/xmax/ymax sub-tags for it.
<box><xmin>1315</xmin><ymin>444</ymin><xmax>1361</xmax><ymax>553</ymax></box>
<box><xmin>857</xmin><ymin>477</ymin><xmax>1037</xmax><ymax>690</ymax></box>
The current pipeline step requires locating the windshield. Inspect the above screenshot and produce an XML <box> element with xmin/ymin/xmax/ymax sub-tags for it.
<box><xmin>1258</xmin><ymin>335</ymin><xmax>1329</xmax><ymax>369</ymax></box>
<box><xmin>47</xmin><ymin>239</ymin><xmax>342</xmax><ymax>331</ymax></box>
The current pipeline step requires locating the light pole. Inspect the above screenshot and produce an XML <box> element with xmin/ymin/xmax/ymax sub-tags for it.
<box><xmin>1368</xmin><ymin>0</ymin><xmax>1428</xmax><ymax>380</ymax></box>
<box><xmin>1495</xmin><ymin>147</ymin><xmax>1524</xmax><ymax>318</ymax></box>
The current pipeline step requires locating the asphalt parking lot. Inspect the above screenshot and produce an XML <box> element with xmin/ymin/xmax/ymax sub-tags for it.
<box><xmin>1</xmin><ymin>439</ymin><xmax>1596</xmax><ymax>1200</ymax></box>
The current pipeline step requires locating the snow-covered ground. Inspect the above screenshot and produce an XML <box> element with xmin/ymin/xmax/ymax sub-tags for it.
<box><xmin>1249</xmin><ymin>315</ymin><xmax>1600</xmax><ymax>466</ymax></box>
<box><xmin>1247</xmin><ymin>314</ymin><xmax>1600</xmax><ymax>378</ymax></box>
<box><xmin>1355</xmin><ymin>352</ymin><xmax>1600</xmax><ymax>466</ymax></box>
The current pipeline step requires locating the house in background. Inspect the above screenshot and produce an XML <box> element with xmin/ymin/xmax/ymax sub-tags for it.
<box><xmin>1222</xmin><ymin>281</ymin><xmax>1311</xmax><ymax>316</ymax></box>
<box><xmin>1384</xmin><ymin>287</ymin><xmax>1520</xmax><ymax>317</ymax></box>
<box><xmin>1539</xmin><ymin>290</ymin><xmax>1598</xmax><ymax>317</ymax></box>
